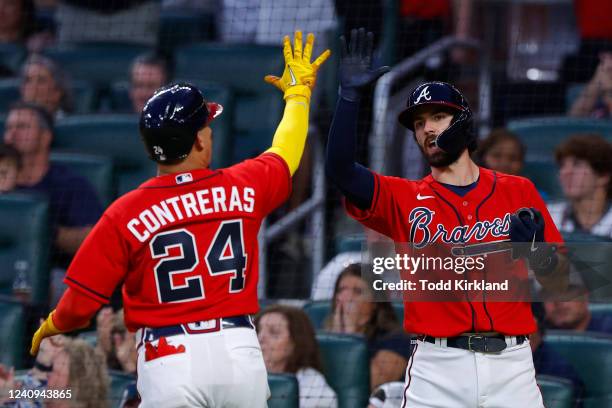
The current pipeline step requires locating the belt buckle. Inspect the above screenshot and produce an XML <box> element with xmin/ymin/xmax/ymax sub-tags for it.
<box><xmin>467</xmin><ymin>335</ymin><xmax>484</xmax><ymax>352</ymax></box>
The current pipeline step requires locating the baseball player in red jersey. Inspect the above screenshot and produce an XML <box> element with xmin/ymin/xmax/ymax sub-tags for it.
<box><xmin>326</xmin><ymin>28</ymin><xmax>569</xmax><ymax>407</ymax></box>
<box><xmin>30</xmin><ymin>31</ymin><xmax>330</xmax><ymax>407</ymax></box>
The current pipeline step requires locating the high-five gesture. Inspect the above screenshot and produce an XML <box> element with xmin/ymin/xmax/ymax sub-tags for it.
<box><xmin>265</xmin><ymin>31</ymin><xmax>331</xmax><ymax>100</ymax></box>
<box><xmin>339</xmin><ymin>28</ymin><xmax>390</xmax><ymax>101</ymax></box>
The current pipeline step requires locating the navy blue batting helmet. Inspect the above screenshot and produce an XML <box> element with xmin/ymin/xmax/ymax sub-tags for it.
<box><xmin>139</xmin><ymin>82</ymin><xmax>223</xmax><ymax>164</ymax></box>
<box><xmin>398</xmin><ymin>81</ymin><xmax>476</xmax><ymax>155</ymax></box>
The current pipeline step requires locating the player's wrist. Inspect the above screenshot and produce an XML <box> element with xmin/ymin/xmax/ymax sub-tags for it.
<box><xmin>284</xmin><ymin>85</ymin><xmax>311</xmax><ymax>102</ymax></box>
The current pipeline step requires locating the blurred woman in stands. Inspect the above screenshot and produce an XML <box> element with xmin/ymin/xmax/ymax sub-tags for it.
<box><xmin>46</xmin><ymin>338</ymin><xmax>110</xmax><ymax>408</ymax></box>
<box><xmin>569</xmin><ymin>51</ymin><xmax>612</xmax><ymax>118</ymax></box>
<box><xmin>20</xmin><ymin>54</ymin><xmax>72</xmax><ymax>119</ymax></box>
<box><xmin>256</xmin><ymin>305</ymin><xmax>338</xmax><ymax>408</ymax></box>
<box><xmin>474</xmin><ymin>128</ymin><xmax>525</xmax><ymax>176</ymax></box>
<box><xmin>324</xmin><ymin>264</ymin><xmax>411</xmax><ymax>390</ymax></box>
<box><xmin>0</xmin><ymin>143</ymin><xmax>21</xmax><ymax>193</ymax></box>
<box><xmin>548</xmin><ymin>134</ymin><xmax>612</xmax><ymax>239</ymax></box>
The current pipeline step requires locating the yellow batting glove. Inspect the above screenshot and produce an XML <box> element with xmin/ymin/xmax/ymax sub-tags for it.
<box><xmin>30</xmin><ymin>311</ymin><xmax>63</xmax><ymax>356</ymax></box>
<box><xmin>265</xmin><ymin>31</ymin><xmax>331</xmax><ymax>101</ymax></box>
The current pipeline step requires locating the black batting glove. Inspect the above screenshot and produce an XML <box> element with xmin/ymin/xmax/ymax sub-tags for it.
<box><xmin>509</xmin><ymin>207</ymin><xmax>557</xmax><ymax>276</ymax></box>
<box><xmin>338</xmin><ymin>28</ymin><xmax>390</xmax><ymax>102</ymax></box>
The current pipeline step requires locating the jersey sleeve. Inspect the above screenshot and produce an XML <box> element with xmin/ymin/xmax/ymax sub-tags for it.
<box><xmin>525</xmin><ymin>179</ymin><xmax>564</xmax><ymax>244</ymax></box>
<box><xmin>226</xmin><ymin>152</ymin><xmax>292</xmax><ymax>215</ymax></box>
<box><xmin>345</xmin><ymin>172</ymin><xmax>402</xmax><ymax>239</ymax></box>
<box><xmin>64</xmin><ymin>213</ymin><xmax>129</xmax><ymax>304</ymax></box>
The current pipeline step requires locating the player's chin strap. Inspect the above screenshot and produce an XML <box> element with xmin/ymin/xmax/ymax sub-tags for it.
<box><xmin>435</xmin><ymin>108</ymin><xmax>476</xmax><ymax>156</ymax></box>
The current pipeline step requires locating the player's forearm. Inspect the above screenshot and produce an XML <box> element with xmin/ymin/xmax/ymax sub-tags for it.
<box><xmin>53</xmin><ymin>287</ymin><xmax>103</xmax><ymax>332</ymax></box>
<box><xmin>325</xmin><ymin>96</ymin><xmax>374</xmax><ymax>210</ymax></box>
<box><xmin>56</xmin><ymin>226</ymin><xmax>92</xmax><ymax>255</ymax></box>
<box><xmin>569</xmin><ymin>80</ymin><xmax>600</xmax><ymax>117</ymax></box>
<box><xmin>266</xmin><ymin>89</ymin><xmax>310</xmax><ymax>176</ymax></box>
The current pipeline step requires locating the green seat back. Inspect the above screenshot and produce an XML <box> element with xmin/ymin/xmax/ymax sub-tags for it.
<box><xmin>175</xmin><ymin>44</ymin><xmax>284</xmax><ymax>162</ymax></box>
<box><xmin>0</xmin><ymin>194</ymin><xmax>49</xmax><ymax>304</ymax></box>
<box><xmin>537</xmin><ymin>375</ymin><xmax>575</xmax><ymax>408</ymax></box>
<box><xmin>589</xmin><ymin>303</ymin><xmax>612</xmax><ymax>317</ymax></box>
<box><xmin>158</xmin><ymin>11</ymin><xmax>216</xmax><ymax>53</ymax></box>
<box><xmin>522</xmin><ymin>161</ymin><xmax>563</xmax><ymax>201</ymax></box>
<box><xmin>53</xmin><ymin>114</ymin><xmax>156</xmax><ymax>197</ymax></box>
<box><xmin>108</xmin><ymin>370</ymin><xmax>136</xmax><ymax>408</ymax></box>
<box><xmin>316</xmin><ymin>333</ymin><xmax>370</xmax><ymax>408</ymax></box>
<box><xmin>0</xmin><ymin>299</ymin><xmax>25</xmax><ymax>368</ymax></box>
<box><xmin>108</xmin><ymin>81</ymin><xmax>234</xmax><ymax>169</ymax></box>
<box><xmin>50</xmin><ymin>152</ymin><xmax>113</xmax><ymax>206</ymax></box>
<box><xmin>564</xmin><ymin>242</ymin><xmax>612</xmax><ymax>302</ymax></box>
<box><xmin>0</xmin><ymin>43</ymin><xmax>26</xmax><ymax>74</ymax></box>
<box><xmin>268</xmin><ymin>373</ymin><xmax>299</xmax><ymax>408</ymax></box>
<box><xmin>0</xmin><ymin>78</ymin><xmax>20</xmax><ymax>113</ymax></box>
<box><xmin>507</xmin><ymin>117</ymin><xmax>612</xmax><ymax>161</ymax></box>
<box><xmin>43</xmin><ymin>43</ymin><xmax>151</xmax><ymax>87</ymax></box>
<box><xmin>545</xmin><ymin>331</ymin><xmax>612</xmax><ymax>408</ymax></box>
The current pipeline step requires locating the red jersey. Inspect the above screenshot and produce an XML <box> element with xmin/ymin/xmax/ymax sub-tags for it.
<box><xmin>576</xmin><ymin>0</ymin><xmax>612</xmax><ymax>40</ymax></box>
<box><xmin>65</xmin><ymin>153</ymin><xmax>291</xmax><ymax>331</ymax></box>
<box><xmin>346</xmin><ymin>167</ymin><xmax>563</xmax><ymax>337</ymax></box>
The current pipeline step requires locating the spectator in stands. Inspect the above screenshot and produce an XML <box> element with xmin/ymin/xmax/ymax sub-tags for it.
<box><xmin>474</xmin><ymin>128</ymin><xmax>525</xmax><ymax>175</ymax></box>
<box><xmin>569</xmin><ymin>51</ymin><xmax>612</xmax><ymax>118</ymax></box>
<box><xmin>46</xmin><ymin>338</ymin><xmax>110</xmax><ymax>408</ymax></box>
<box><xmin>531</xmin><ymin>302</ymin><xmax>585</xmax><ymax>405</ymax></box>
<box><xmin>256</xmin><ymin>305</ymin><xmax>338</xmax><ymax>408</ymax></box>
<box><xmin>20</xmin><ymin>54</ymin><xmax>73</xmax><ymax>119</ymax></box>
<box><xmin>548</xmin><ymin>134</ymin><xmax>612</xmax><ymax>238</ymax></box>
<box><xmin>96</xmin><ymin>307</ymin><xmax>137</xmax><ymax>374</ymax></box>
<box><xmin>55</xmin><ymin>0</ymin><xmax>160</xmax><ymax>45</ymax></box>
<box><xmin>0</xmin><ymin>143</ymin><xmax>21</xmax><ymax>193</ymax></box>
<box><xmin>324</xmin><ymin>264</ymin><xmax>411</xmax><ymax>389</ymax></box>
<box><xmin>0</xmin><ymin>0</ymin><xmax>35</xmax><ymax>45</ymax></box>
<box><xmin>0</xmin><ymin>336</ymin><xmax>64</xmax><ymax>406</ymax></box>
<box><xmin>129</xmin><ymin>52</ymin><xmax>171</xmax><ymax>113</ymax></box>
<box><xmin>3</xmin><ymin>102</ymin><xmax>102</xmax><ymax>302</ymax></box>
<box><xmin>544</xmin><ymin>284</ymin><xmax>612</xmax><ymax>334</ymax></box>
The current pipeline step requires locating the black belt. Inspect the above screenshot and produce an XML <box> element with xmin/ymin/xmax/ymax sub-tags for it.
<box><xmin>142</xmin><ymin>315</ymin><xmax>254</xmax><ymax>343</ymax></box>
<box><xmin>418</xmin><ymin>334</ymin><xmax>528</xmax><ymax>353</ymax></box>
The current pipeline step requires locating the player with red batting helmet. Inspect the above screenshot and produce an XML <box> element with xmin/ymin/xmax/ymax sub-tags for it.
<box><xmin>31</xmin><ymin>31</ymin><xmax>330</xmax><ymax>407</ymax></box>
<box><xmin>326</xmin><ymin>28</ymin><xmax>568</xmax><ymax>407</ymax></box>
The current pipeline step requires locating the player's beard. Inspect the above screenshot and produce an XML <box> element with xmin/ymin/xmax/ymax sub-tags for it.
<box><xmin>416</xmin><ymin>136</ymin><xmax>463</xmax><ymax>168</ymax></box>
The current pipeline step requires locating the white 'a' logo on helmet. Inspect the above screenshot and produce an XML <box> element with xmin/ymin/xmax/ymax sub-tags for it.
<box><xmin>415</xmin><ymin>86</ymin><xmax>432</xmax><ymax>103</ymax></box>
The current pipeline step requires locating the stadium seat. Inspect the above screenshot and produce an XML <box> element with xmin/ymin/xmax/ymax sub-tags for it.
<box><xmin>0</xmin><ymin>78</ymin><xmax>20</xmax><ymax>114</ymax></box>
<box><xmin>521</xmin><ymin>160</ymin><xmax>563</xmax><ymax>201</ymax></box>
<box><xmin>107</xmin><ymin>81</ymin><xmax>234</xmax><ymax>169</ymax></box>
<box><xmin>0</xmin><ymin>43</ymin><xmax>26</xmax><ymax>74</ymax></box>
<box><xmin>175</xmin><ymin>44</ymin><xmax>284</xmax><ymax>162</ymax></box>
<box><xmin>507</xmin><ymin>117</ymin><xmax>612</xmax><ymax>162</ymax></box>
<box><xmin>335</xmin><ymin>233</ymin><xmax>365</xmax><ymax>255</ymax></box>
<box><xmin>268</xmin><ymin>373</ymin><xmax>299</xmax><ymax>408</ymax></box>
<box><xmin>0</xmin><ymin>299</ymin><xmax>26</xmax><ymax>368</ymax></box>
<box><xmin>537</xmin><ymin>375</ymin><xmax>575</xmax><ymax>408</ymax></box>
<box><xmin>158</xmin><ymin>11</ymin><xmax>216</xmax><ymax>53</ymax></box>
<box><xmin>43</xmin><ymin>43</ymin><xmax>151</xmax><ymax>87</ymax></box>
<box><xmin>564</xmin><ymin>242</ymin><xmax>612</xmax><ymax>302</ymax></box>
<box><xmin>0</xmin><ymin>194</ymin><xmax>50</xmax><ymax>304</ymax></box>
<box><xmin>589</xmin><ymin>303</ymin><xmax>612</xmax><ymax>316</ymax></box>
<box><xmin>545</xmin><ymin>331</ymin><xmax>612</xmax><ymax>408</ymax></box>
<box><xmin>53</xmin><ymin>114</ymin><xmax>156</xmax><ymax>197</ymax></box>
<box><xmin>108</xmin><ymin>370</ymin><xmax>136</xmax><ymax>408</ymax></box>
<box><xmin>316</xmin><ymin>333</ymin><xmax>370</xmax><ymax>408</ymax></box>
<box><xmin>50</xmin><ymin>152</ymin><xmax>114</xmax><ymax>207</ymax></box>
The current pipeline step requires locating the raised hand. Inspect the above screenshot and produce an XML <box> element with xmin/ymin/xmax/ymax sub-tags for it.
<box><xmin>339</xmin><ymin>28</ymin><xmax>390</xmax><ymax>102</ymax></box>
<box><xmin>265</xmin><ymin>31</ymin><xmax>331</xmax><ymax>99</ymax></box>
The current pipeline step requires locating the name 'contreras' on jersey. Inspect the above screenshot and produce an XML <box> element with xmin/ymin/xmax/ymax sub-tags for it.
<box><xmin>64</xmin><ymin>153</ymin><xmax>291</xmax><ymax>331</ymax></box>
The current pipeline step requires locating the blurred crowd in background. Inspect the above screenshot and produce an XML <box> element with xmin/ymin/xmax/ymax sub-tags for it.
<box><xmin>0</xmin><ymin>0</ymin><xmax>612</xmax><ymax>407</ymax></box>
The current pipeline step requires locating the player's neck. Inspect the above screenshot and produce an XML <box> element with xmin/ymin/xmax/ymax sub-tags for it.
<box><xmin>430</xmin><ymin>151</ymin><xmax>479</xmax><ymax>186</ymax></box>
<box><xmin>157</xmin><ymin>156</ymin><xmax>210</xmax><ymax>176</ymax></box>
